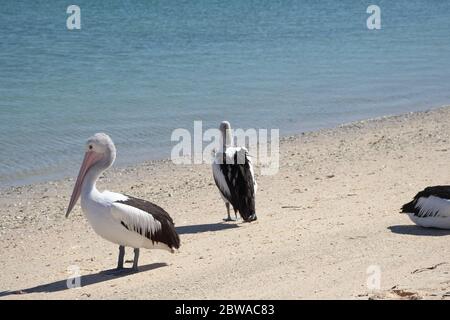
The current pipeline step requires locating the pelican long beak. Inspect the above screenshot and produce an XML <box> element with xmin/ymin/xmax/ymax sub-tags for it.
<box><xmin>66</xmin><ymin>151</ymin><xmax>101</xmax><ymax>218</ymax></box>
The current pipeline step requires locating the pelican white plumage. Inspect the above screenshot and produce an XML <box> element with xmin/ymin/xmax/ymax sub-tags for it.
<box><xmin>66</xmin><ymin>133</ymin><xmax>180</xmax><ymax>272</ymax></box>
<box><xmin>401</xmin><ymin>186</ymin><xmax>450</xmax><ymax>229</ymax></box>
<box><xmin>212</xmin><ymin>121</ymin><xmax>257</xmax><ymax>222</ymax></box>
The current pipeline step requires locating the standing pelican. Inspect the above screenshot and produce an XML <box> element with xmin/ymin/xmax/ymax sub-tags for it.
<box><xmin>212</xmin><ymin>121</ymin><xmax>257</xmax><ymax>222</ymax></box>
<box><xmin>401</xmin><ymin>186</ymin><xmax>450</xmax><ymax>229</ymax></box>
<box><xmin>66</xmin><ymin>133</ymin><xmax>180</xmax><ymax>272</ymax></box>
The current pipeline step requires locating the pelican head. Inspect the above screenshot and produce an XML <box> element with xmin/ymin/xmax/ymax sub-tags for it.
<box><xmin>66</xmin><ymin>133</ymin><xmax>116</xmax><ymax>217</ymax></box>
<box><xmin>219</xmin><ymin>121</ymin><xmax>232</xmax><ymax>147</ymax></box>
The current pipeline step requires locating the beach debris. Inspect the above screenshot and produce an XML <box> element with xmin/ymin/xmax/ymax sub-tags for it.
<box><xmin>392</xmin><ymin>289</ymin><xmax>420</xmax><ymax>299</ymax></box>
<box><xmin>412</xmin><ymin>262</ymin><xmax>447</xmax><ymax>274</ymax></box>
<box><xmin>348</xmin><ymin>235</ymin><xmax>367</xmax><ymax>240</ymax></box>
<box><xmin>368</xmin><ymin>286</ymin><xmax>422</xmax><ymax>300</ymax></box>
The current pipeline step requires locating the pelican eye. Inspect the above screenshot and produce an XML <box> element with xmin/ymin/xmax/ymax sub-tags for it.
<box><xmin>89</xmin><ymin>145</ymin><xmax>93</xmax><ymax>150</ymax></box>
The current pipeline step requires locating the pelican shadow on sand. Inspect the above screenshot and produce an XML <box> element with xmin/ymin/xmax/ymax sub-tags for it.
<box><xmin>175</xmin><ymin>222</ymin><xmax>239</xmax><ymax>235</ymax></box>
<box><xmin>0</xmin><ymin>262</ymin><xmax>167</xmax><ymax>297</ymax></box>
<box><xmin>388</xmin><ymin>225</ymin><xmax>450</xmax><ymax>236</ymax></box>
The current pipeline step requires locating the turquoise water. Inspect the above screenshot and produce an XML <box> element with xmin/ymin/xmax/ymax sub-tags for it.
<box><xmin>1</xmin><ymin>0</ymin><xmax>450</xmax><ymax>187</ymax></box>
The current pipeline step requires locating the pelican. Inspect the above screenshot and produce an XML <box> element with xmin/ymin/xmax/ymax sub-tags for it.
<box><xmin>212</xmin><ymin>121</ymin><xmax>257</xmax><ymax>222</ymax></box>
<box><xmin>66</xmin><ymin>133</ymin><xmax>180</xmax><ymax>272</ymax></box>
<box><xmin>401</xmin><ymin>186</ymin><xmax>450</xmax><ymax>229</ymax></box>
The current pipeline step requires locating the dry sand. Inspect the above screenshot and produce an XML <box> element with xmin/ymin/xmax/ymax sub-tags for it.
<box><xmin>2</xmin><ymin>106</ymin><xmax>450</xmax><ymax>300</ymax></box>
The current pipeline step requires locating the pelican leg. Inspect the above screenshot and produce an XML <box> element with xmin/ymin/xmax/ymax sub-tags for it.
<box><xmin>103</xmin><ymin>245</ymin><xmax>128</xmax><ymax>275</ymax></box>
<box><xmin>117</xmin><ymin>245</ymin><xmax>125</xmax><ymax>269</ymax></box>
<box><xmin>132</xmin><ymin>248</ymin><xmax>140</xmax><ymax>272</ymax></box>
<box><xmin>223</xmin><ymin>203</ymin><xmax>236</xmax><ymax>222</ymax></box>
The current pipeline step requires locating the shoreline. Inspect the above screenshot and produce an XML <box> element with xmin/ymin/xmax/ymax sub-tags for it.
<box><xmin>2</xmin><ymin>105</ymin><xmax>450</xmax><ymax>299</ymax></box>
<box><xmin>1</xmin><ymin>104</ymin><xmax>448</xmax><ymax>193</ymax></box>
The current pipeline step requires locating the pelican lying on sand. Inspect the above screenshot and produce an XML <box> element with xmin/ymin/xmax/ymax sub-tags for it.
<box><xmin>401</xmin><ymin>185</ymin><xmax>450</xmax><ymax>229</ymax></box>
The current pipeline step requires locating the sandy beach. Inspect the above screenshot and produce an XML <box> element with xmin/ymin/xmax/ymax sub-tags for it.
<box><xmin>2</xmin><ymin>106</ymin><xmax>450</xmax><ymax>300</ymax></box>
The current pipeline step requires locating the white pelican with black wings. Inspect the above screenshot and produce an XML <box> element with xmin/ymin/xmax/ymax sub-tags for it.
<box><xmin>66</xmin><ymin>133</ymin><xmax>180</xmax><ymax>272</ymax></box>
<box><xmin>401</xmin><ymin>185</ymin><xmax>450</xmax><ymax>229</ymax></box>
<box><xmin>212</xmin><ymin>121</ymin><xmax>257</xmax><ymax>222</ymax></box>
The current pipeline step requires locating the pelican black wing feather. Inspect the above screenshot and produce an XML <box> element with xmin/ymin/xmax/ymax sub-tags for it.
<box><xmin>218</xmin><ymin>149</ymin><xmax>256</xmax><ymax>221</ymax></box>
<box><xmin>115</xmin><ymin>195</ymin><xmax>180</xmax><ymax>249</ymax></box>
<box><xmin>401</xmin><ymin>185</ymin><xmax>450</xmax><ymax>217</ymax></box>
